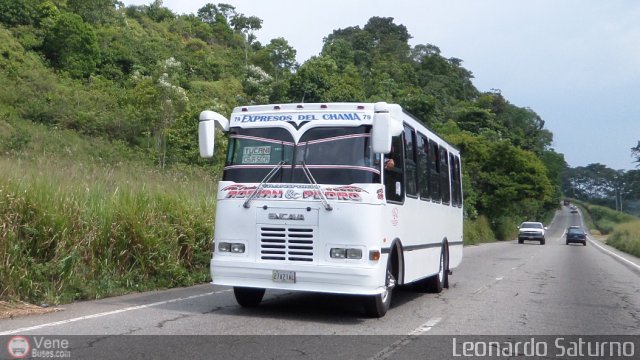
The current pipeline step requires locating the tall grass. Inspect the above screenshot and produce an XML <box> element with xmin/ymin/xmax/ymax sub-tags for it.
<box><xmin>607</xmin><ymin>220</ymin><xmax>640</xmax><ymax>258</ymax></box>
<box><xmin>464</xmin><ymin>216</ymin><xmax>496</xmax><ymax>245</ymax></box>
<box><xmin>572</xmin><ymin>199</ymin><xmax>635</xmax><ymax>235</ymax></box>
<box><xmin>0</xmin><ymin>156</ymin><xmax>217</xmax><ymax>304</ymax></box>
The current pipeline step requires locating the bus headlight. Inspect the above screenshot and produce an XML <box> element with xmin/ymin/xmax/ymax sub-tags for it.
<box><xmin>218</xmin><ymin>242</ymin><xmax>231</xmax><ymax>252</ymax></box>
<box><xmin>346</xmin><ymin>249</ymin><xmax>362</xmax><ymax>259</ymax></box>
<box><xmin>330</xmin><ymin>248</ymin><xmax>362</xmax><ymax>259</ymax></box>
<box><xmin>218</xmin><ymin>242</ymin><xmax>246</xmax><ymax>253</ymax></box>
<box><xmin>230</xmin><ymin>243</ymin><xmax>246</xmax><ymax>253</ymax></box>
<box><xmin>330</xmin><ymin>248</ymin><xmax>346</xmax><ymax>259</ymax></box>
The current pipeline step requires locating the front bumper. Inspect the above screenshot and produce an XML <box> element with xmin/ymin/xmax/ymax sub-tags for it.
<box><xmin>518</xmin><ymin>233</ymin><xmax>544</xmax><ymax>240</ymax></box>
<box><xmin>211</xmin><ymin>257</ymin><xmax>386</xmax><ymax>296</ymax></box>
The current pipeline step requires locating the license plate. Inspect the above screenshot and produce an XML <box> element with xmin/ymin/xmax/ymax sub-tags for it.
<box><xmin>272</xmin><ymin>270</ymin><xmax>296</xmax><ymax>283</ymax></box>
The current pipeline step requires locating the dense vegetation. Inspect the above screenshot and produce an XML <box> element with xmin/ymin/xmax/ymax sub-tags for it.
<box><xmin>570</xmin><ymin>199</ymin><xmax>640</xmax><ymax>257</ymax></box>
<box><xmin>0</xmin><ymin>1</ymin><xmax>572</xmax><ymax>303</ymax></box>
<box><xmin>563</xmin><ymin>164</ymin><xmax>640</xmax><ymax>215</ymax></box>
<box><xmin>0</xmin><ymin>120</ymin><xmax>217</xmax><ymax>303</ymax></box>
<box><xmin>607</xmin><ymin>220</ymin><xmax>640</xmax><ymax>258</ymax></box>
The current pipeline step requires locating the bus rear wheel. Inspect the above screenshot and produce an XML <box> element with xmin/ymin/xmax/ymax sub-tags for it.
<box><xmin>425</xmin><ymin>245</ymin><xmax>449</xmax><ymax>293</ymax></box>
<box><xmin>233</xmin><ymin>287</ymin><xmax>265</xmax><ymax>307</ymax></box>
<box><xmin>363</xmin><ymin>259</ymin><xmax>396</xmax><ymax>318</ymax></box>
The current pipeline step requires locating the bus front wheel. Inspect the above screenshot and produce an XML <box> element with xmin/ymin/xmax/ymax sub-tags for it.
<box><xmin>363</xmin><ymin>258</ymin><xmax>396</xmax><ymax>318</ymax></box>
<box><xmin>233</xmin><ymin>287</ymin><xmax>265</xmax><ymax>307</ymax></box>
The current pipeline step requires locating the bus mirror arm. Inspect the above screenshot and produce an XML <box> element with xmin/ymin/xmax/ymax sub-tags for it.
<box><xmin>300</xmin><ymin>162</ymin><xmax>333</xmax><ymax>211</ymax></box>
<box><xmin>242</xmin><ymin>161</ymin><xmax>286</xmax><ymax>209</ymax></box>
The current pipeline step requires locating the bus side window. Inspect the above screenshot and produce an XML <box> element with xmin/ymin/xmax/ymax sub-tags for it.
<box><xmin>403</xmin><ymin>124</ymin><xmax>418</xmax><ymax>198</ymax></box>
<box><xmin>417</xmin><ymin>135</ymin><xmax>430</xmax><ymax>201</ymax></box>
<box><xmin>449</xmin><ymin>153</ymin><xmax>459</xmax><ymax>206</ymax></box>
<box><xmin>429</xmin><ymin>139</ymin><xmax>441</xmax><ymax>202</ymax></box>
<box><xmin>384</xmin><ymin>135</ymin><xmax>405</xmax><ymax>203</ymax></box>
<box><xmin>454</xmin><ymin>155</ymin><xmax>463</xmax><ymax>207</ymax></box>
<box><xmin>440</xmin><ymin>146</ymin><xmax>450</xmax><ymax>205</ymax></box>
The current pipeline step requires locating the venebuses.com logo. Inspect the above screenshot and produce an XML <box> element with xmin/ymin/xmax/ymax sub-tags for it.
<box><xmin>6</xmin><ymin>336</ymin><xmax>30</xmax><ymax>359</ymax></box>
<box><xmin>5</xmin><ymin>336</ymin><xmax>72</xmax><ymax>359</ymax></box>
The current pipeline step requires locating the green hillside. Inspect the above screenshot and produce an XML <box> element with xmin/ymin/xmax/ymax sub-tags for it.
<box><xmin>1</xmin><ymin>1</ymin><xmax>567</xmax><ymax>304</ymax></box>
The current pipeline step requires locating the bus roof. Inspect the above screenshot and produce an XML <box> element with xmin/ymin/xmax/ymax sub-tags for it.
<box><xmin>228</xmin><ymin>102</ymin><xmax>458</xmax><ymax>155</ymax></box>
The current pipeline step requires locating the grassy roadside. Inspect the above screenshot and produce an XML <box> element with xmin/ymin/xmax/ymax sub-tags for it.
<box><xmin>570</xmin><ymin>199</ymin><xmax>640</xmax><ymax>258</ymax></box>
<box><xmin>463</xmin><ymin>216</ymin><xmax>496</xmax><ymax>245</ymax></box>
<box><xmin>0</xmin><ymin>156</ymin><xmax>217</xmax><ymax>304</ymax></box>
<box><xmin>606</xmin><ymin>220</ymin><xmax>640</xmax><ymax>258</ymax></box>
<box><xmin>0</xmin><ymin>120</ymin><xmax>218</xmax><ymax>305</ymax></box>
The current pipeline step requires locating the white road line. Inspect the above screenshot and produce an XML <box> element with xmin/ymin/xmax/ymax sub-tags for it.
<box><xmin>588</xmin><ymin>237</ymin><xmax>640</xmax><ymax>271</ymax></box>
<box><xmin>472</xmin><ymin>284</ymin><xmax>490</xmax><ymax>294</ymax></box>
<box><xmin>408</xmin><ymin>317</ymin><xmax>442</xmax><ymax>335</ymax></box>
<box><xmin>369</xmin><ymin>317</ymin><xmax>442</xmax><ymax>360</ymax></box>
<box><xmin>0</xmin><ymin>289</ymin><xmax>231</xmax><ymax>335</ymax></box>
<box><xmin>473</xmin><ymin>275</ymin><xmax>505</xmax><ymax>294</ymax></box>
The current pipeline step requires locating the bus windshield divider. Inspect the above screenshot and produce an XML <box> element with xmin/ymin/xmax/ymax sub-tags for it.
<box><xmin>242</xmin><ymin>160</ymin><xmax>286</xmax><ymax>209</ymax></box>
<box><xmin>300</xmin><ymin>161</ymin><xmax>333</xmax><ymax>211</ymax></box>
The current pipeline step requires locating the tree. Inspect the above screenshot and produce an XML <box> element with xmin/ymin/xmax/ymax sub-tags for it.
<box><xmin>145</xmin><ymin>0</ymin><xmax>174</xmax><ymax>22</ymax></box>
<box><xmin>478</xmin><ymin>142</ymin><xmax>555</xmax><ymax>237</ymax></box>
<box><xmin>322</xmin><ymin>38</ymin><xmax>354</xmax><ymax>71</ymax></box>
<box><xmin>288</xmin><ymin>55</ymin><xmax>364</xmax><ymax>103</ymax></box>
<box><xmin>632</xmin><ymin>141</ymin><xmax>640</xmax><ymax>166</ymax></box>
<box><xmin>561</xmin><ymin>163</ymin><xmax>632</xmax><ymax>210</ymax></box>
<box><xmin>265</xmin><ymin>37</ymin><xmax>296</xmax><ymax>83</ymax></box>
<box><xmin>66</xmin><ymin>0</ymin><xmax>122</xmax><ymax>25</ymax></box>
<box><xmin>288</xmin><ymin>56</ymin><xmax>337</xmax><ymax>103</ymax></box>
<box><xmin>362</xmin><ymin>17</ymin><xmax>411</xmax><ymax>58</ymax></box>
<box><xmin>0</xmin><ymin>0</ymin><xmax>41</xmax><ymax>27</ymax></box>
<box><xmin>154</xmin><ymin>57</ymin><xmax>188</xmax><ymax>168</ymax></box>
<box><xmin>411</xmin><ymin>44</ymin><xmax>441</xmax><ymax>62</ymax></box>
<box><xmin>42</xmin><ymin>12</ymin><xmax>100</xmax><ymax>78</ymax></box>
<box><xmin>196</xmin><ymin>3</ymin><xmax>219</xmax><ymax>24</ymax></box>
<box><xmin>452</xmin><ymin>102</ymin><xmax>504</xmax><ymax>135</ymax></box>
<box><xmin>230</xmin><ymin>13</ymin><xmax>262</xmax><ymax>69</ymax></box>
<box><xmin>195</xmin><ymin>3</ymin><xmax>236</xmax><ymax>45</ymax></box>
<box><xmin>95</xmin><ymin>25</ymin><xmax>136</xmax><ymax>80</ymax></box>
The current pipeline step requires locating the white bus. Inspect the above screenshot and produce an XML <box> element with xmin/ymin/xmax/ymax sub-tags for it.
<box><xmin>199</xmin><ymin>102</ymin><xmax>463</xmax><ymax>317</ymax></box>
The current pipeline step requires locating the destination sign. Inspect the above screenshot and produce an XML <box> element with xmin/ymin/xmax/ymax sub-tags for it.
<box><xmin>231</xmin><ymin>112</ymin><xmax>373</xmax><ymax>124</ymax></box>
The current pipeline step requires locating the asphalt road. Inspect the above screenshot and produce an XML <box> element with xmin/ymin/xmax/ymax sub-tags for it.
<box><xmin>2</xmin><ymin>206</ymin><xmax>639</xmax><ymax>359</ymax></box>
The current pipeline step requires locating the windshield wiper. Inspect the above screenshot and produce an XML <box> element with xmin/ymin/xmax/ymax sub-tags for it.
<box><xmin>243</xmin><ymin>160</ymin><xmax>286</xmax><ymax>209</ymax></box>
<box><xmin>300</xmin><ymin>161</ymin><xmax>333</xmax><ymax>211</ymax></box>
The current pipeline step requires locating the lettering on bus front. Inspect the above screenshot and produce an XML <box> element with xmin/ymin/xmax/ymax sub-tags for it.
<box><xmin>242</xmin><ymin>146</ymin><xmax>272</xmax><ymax>164</ymax></box>
<box><xmin>232</xmin><ymin>113</ymin><xmax>370</xmax><ymax>123</ymax></box>
<box><xmin>221</xmin><ymin>185</ymin><xmax>366</xmax><ymax>201</ymax></box>
<box><xmin>302</xmin><ymin>190</ymin><xmax>361</xmax><ymax>201</ymax></box>
<box><xmin>226</xmin><ymin>189</ymin><xmax>284</xmax><ymax>199</ymax></box>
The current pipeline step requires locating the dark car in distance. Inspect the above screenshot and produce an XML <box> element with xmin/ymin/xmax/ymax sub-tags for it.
<box><xmin>566</xmin><ymin>226</ymin><xmax>587</xmax><ymax>246</ymax></box>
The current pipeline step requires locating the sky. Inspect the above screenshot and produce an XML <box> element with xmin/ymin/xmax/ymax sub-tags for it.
<box><xmin>121</xmin><ymin>0</ymin><xmax>640</xmax><ymax>171</ymax></box>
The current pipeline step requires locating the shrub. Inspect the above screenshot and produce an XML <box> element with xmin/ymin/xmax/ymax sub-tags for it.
<box><xmin>464</xmin><ymin>216</ymin><xmax>495</xmax><ymax>245</ymax></box>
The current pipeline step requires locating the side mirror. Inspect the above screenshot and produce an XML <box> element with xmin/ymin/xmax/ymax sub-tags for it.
<box><xmin>371</xmin><ymin>102</ymin><xmax>403</xmax><ymax>154</ymax></box>
<box><xmin>199</xmin><ymin>110</ymin><xmax>229</xmax><ymax>158</ymax></box>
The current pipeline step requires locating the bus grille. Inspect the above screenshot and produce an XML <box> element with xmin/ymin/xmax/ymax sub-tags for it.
<box><xmin>259</xmin><ymin>227</ymin><xmax>315</xmax><ymax>262</ymax></box>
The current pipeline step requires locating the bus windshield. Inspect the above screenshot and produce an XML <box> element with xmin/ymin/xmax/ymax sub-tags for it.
<box><xmin>223</xmin><ymin>126</ymin><xmax>380</xmax><ymax>185</ymax></box>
